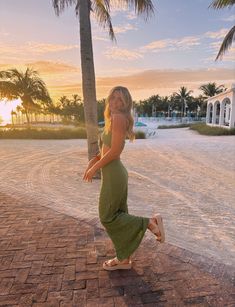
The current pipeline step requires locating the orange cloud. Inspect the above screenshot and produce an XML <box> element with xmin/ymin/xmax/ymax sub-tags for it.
<box><xmin>26</xmin><ymin>61</ymin><xmax>79</xmax><ymax>74</ymax></box>
<box><xmin>0</xmin><ymin>60</ymin><xmax>79</xmax><ymax>76</ymax></box>
<box><xmin>47</xmin><ymin>68</ymin><xmax>235</xmax><ymax>101</ymax></box>
<box><xmin>0</xmin><ymin>42</ymin><xmax>79</xmax><ymax>63</ymax></box>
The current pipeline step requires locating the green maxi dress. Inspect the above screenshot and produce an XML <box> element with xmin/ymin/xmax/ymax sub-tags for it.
<box><xmin>98</xmin><ymin>129</ymin><xmax>150</xmax><ymax>261</ymax></box>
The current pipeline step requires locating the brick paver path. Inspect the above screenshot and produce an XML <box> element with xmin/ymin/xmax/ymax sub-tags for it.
<box><xmin>0</xmin><ymin>192</ymin><xmax>234</xmax><ymax>306</ymax></box>
<box><xmin>1</xmin><ymin>128</ymin><xmax>235</xmax><ymax>267</ymax></box>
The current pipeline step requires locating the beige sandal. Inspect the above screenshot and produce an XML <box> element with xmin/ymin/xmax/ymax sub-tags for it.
<box><xmin>150</xmin><ymin>213</ymin><xmax>165</xmax><ymax>243</ymax></box>
<box><xmin>103</xmin><ymin>257</ymin><xmax>132</xmax><ymax>271</ymax></box>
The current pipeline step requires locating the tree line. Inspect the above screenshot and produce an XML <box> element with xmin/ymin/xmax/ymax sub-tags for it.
<box><xmin>0</xmin><ymin>68</ymin><xmax>227</xmax><ymax>126</ymax></box>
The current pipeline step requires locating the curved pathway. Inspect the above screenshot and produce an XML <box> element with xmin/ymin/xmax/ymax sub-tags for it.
<box><xmin>0</xmin><ymin>128</ymin><xmax>234</xmax><ymax>266</ymax></box>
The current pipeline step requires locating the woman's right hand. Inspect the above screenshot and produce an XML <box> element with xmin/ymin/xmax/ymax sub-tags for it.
<box><xmin>82</xmin><ymin>156</ymin><xmax>99</xmax><ymax>180</ymax></box>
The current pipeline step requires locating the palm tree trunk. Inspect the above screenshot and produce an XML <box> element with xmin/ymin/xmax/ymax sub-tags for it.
<box><xmin>79</xmin><ymin>0</ymin><xmax>99</xmax><ymax>161</ymax></box>
<box><xmin>26</xmin><ymin>112</ymin><xmax>30</xmax><ymax>127</ymax></box>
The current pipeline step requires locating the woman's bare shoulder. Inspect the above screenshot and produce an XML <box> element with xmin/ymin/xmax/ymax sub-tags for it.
<box><xmin>111</xmin><ymin>113</ymin><xmax>128</xmax><ymax>128</ymax></box>
<box><xmin>111</xmin><ymin>112</ymin><xmax>126</xmax><ymax>121</ymax></box>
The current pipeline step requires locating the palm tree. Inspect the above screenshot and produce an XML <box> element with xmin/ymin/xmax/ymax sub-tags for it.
<box><xmin>173</xmin><ymin>86</ymin><xmax>193</xmax><ymax>117</ymax></box>
<box><xmin>11</xmin><ymin>110</ymin><xmax>17</xmax><ymax>126</ymax></box>
<box><xmin>209</xmin><ymin>0</ymin><xmax>235</xmax><ymax>60</ymax></box>
<box><xmin>0</xmin><ymin>68</ymin><xmax>52</xmax><ymax>126</ymax></box>
<box><xmin>52</xmin><ymin>0</ymin><xmax>154</xmax><ymax>160</ymax></box>
<box><xmin>199</xmin><ymin>82</ymin><xmax>226</xmax><ymax>97</ymax></box>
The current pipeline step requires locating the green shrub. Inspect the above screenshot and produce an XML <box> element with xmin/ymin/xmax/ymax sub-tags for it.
<box><xmin>0</xmin><ymin>128</ymin><xmax>87</xmax><ymax>139</ymax></box>
<box><xmin>134</xmin><ymin>130</ymin><xmax>146</xmax><ymax>139</ymax></box>
<box><xmin>189</xmin><ymin>123</ymin><xmax>235</xmax><ymax>135</ymax></box>
<box><xmin>0</xmin><ymin>127</ymin><xmax>147</xmax><ymax>139</ymax></box>
<box><xmin>158</xmin><ymin>124</ymin><xmax>190</xmax><ymax>129</ymax></box>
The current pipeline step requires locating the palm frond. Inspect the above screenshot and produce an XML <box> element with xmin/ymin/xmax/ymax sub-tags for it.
<box><xmin>52</xmin><ymin>0</ymin><xmax>78</xmax><ymax>15</ymax></box>
<box><xmin>215</xmin><ymin>25</ymin><xmax>235</xmax><ymax>60</ymax></box>
<box><xmin>199</xmin><ymin>82</ymin><xmax>225</xmax><ymax>96</ymax></box>
<box><xmin>0</xmin><ymin>81</ymin><xmax>19</xmax><ymax>100</ymax></box>
<box><xmin>121</xmin><ymin>0</ymin><xmax>155</xmax><ymax>21</ymax></box>
<box><xmin>92</xmin><ymin>0</ymin><xmax>116</xmax><ymax>41</ymax></box>
<box><xmin>209</xmin><ymin>0</ymin><xmax>235</xmax><ymax>9</ymax></box>
<box><xmin>0</xmin><ymin>67</ymin><xmax>52</xmax><ymax>108</ymax></box>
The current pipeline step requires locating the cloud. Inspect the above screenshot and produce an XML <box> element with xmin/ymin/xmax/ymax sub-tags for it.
<box><xmin>0</xmin><ymin>42</ymin><xmax>79</xmax><ymax>61</ymax></box>
<box><xmin>113</xmin><ymin>23</ymin><xmax>138</xmax><ymax>34</ymax></box>
<box><xmin>93</xmin><ymin>36</ymin><xmax>109</xmax><ymax>42</ymax></box>
<box><xmin>203</xmin><ymin>47</ymin><xmax>235</xmax><ymax>63</ymax></box>
<box><xmin>126</xmin><ymin>11</ymin><xmax>137</xmax><ymax>20</ymax></box>
<box><xmin>140</xmin><ymin>36</ymin><xmax>201</xmax><ymax>53</ymax></box>
<box><xmin>104</xmin><ymin>47</ymin><xmax>143</xmax><ymax>60</ymax></box>
<box><xmin>0</xmin><ymin>61</ymin><xmax>79</xmax><ymax>75</ymax></box>
<box><xmin>47</xmin><ymin>68</ymin><xmax>235</xmax><ymax>101</ymax></box>
<box><xmin>0</xmin><ymin>29</ymin><xmax>9</xmax><ymax>37</ymax></box>
<box><xmin>204</xmin><ymin>28</ymin><xmax>229</xmax><ymax>39</ymax></box>
<box><xmin>26</xmin><ymin>61</ymin><xmax>79</xmax><ymax>74</ymax></box>
<box><xmin>109</xmin><ymin>2</ymin><xmax>129</xmax><ymax>17</ymax></box>
<box><xmin>27</xmin><ymin>42</ymin><xmax>79</xmax><ymax>53</ymax></box>
<box><xmin>221</xmin><ymin>15</ymin><xmax>235</xmax><ymax>22</ymax></box>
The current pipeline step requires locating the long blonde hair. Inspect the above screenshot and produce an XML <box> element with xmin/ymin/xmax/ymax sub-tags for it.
<box><xmin>104</xmin><ymin>86</ymin><xmax>135</xmax><ymax>141</ymax></box>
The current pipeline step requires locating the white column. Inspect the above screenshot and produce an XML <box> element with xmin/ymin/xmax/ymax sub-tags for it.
<box><xmin>212</xmin><ymin>102</ymin><xmax>217</xmax><ymax>124</ymax></box>
<box><xmin>206</xmin><ymin>102</ymin><xmax>210</xmax><ymax>124</ymax></box>
<box><xmin>219</xmin><ymin>101</ymin><xmax>225</xmax><ymax>126</ymax></box>
<box><xmin>229</xmin><ymin>92</ymin><xmax>235</xmax><ymax>128</ymax></box>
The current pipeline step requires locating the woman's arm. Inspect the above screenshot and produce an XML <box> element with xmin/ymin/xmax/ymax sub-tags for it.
<box><xmin>83</xmin><ymin>114</ymin><xmax>126</xmax><ymax>181</ymax></box>
<box><xmin>82</xmin><ymin>152</ymin><xmax>101</xmax><ymax>180</ymax></box>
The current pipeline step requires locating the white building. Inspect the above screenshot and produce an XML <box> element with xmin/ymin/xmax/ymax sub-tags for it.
<box><xmin>206</xmin><ymin>85</ymin><xmax>235</xmax><ymax>129</ymax></box>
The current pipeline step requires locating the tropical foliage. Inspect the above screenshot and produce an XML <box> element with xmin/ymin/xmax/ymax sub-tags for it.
<box><xmin>0</xmin><ymin>68</ymin><xmax>52</xmax><ymax>125</ymax></box>
<box><xmin>199</xmin><ymin>82</ymin><xmax>226</xmax><ymax>97</ymax></box>
<box><xmin>209</xmin><ymin>0</ymin><xmax>235</xmax><ymax>60</ymax></box>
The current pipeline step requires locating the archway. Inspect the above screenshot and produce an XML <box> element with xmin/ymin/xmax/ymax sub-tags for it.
<box><xmin>222</xmin><ymin>98</ymin><xmax>231</xmax><ymax>126</ymax></box>
<box><xmin>208</xmin><ymin>103</ymin><xmax>213</xmax><ymax>123</ymax></box>
<box><xmin>215</xmin><ymin>102</ymin><xmax>220</xmax><ymax>124</ymax></box>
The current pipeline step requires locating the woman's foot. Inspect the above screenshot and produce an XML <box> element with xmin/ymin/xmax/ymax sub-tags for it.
<box><xmin>103</xmin><ymin>256</ymin><xmax>132</xmax><ymax>270</ymax></box>
<box><xmin>148</xmin><ymin>214</ymin><xmax>165</xmax><ymax>243</ymax></box>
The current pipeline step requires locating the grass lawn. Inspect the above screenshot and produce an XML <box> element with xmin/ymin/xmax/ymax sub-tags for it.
<box><xmin>189</xmin><ymin>123</ymin><xmax>235</xmax><ymax>135</ymax></box>
<box><xmin>0</xmin><ymin>127</ymin><xmax>146</xmax><ymax>139</ymax></box>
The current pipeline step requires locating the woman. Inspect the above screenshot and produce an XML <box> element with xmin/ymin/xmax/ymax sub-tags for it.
<box><xmin>83</xmin><ymin>86</ymin><xmax>165</xmax><ymax>271</ymax></box>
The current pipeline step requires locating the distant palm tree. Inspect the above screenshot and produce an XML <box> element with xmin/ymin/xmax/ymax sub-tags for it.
<box><xmin>209</xmin><ymin>0</ymin><xmax>235</xmax><ymax>60</ymax></box>
<box><xmin>11</xmin><ymin>110</ymin><xmax>17</xmax><ymax>126</ymax></box>
<box><xmin>52</xmin><ymin>0</ymin><xmax>154</xmax><ymax>159</ymax></box>
<box><xmin>173</xmin><ymin>86</ymin><xmax>193</xmax><ymax>117</ymax></box>
<box><xmin>199</xmin><ymin>82</ymin><xmax>226</xmax><ymax>97</ymax></box>
<box><xmin>0</xmin><ymin>68</ymin><xmax>52</xmax><ymax>126</ymax></box>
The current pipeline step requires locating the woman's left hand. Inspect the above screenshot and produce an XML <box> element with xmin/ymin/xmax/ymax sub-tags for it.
<box><xmin>83</xmin><ymin>166</ymin><xmax>97</xmax><ymax>182</ymax></box>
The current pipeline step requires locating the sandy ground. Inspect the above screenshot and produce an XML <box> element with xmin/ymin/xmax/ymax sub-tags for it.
<box><xmin>0</xmin><ymin>127</ymin><xmax>234</xmax><ymax>266</ymax></box>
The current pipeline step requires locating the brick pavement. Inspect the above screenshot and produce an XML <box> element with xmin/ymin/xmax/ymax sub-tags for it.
<box><xmin>0</xmin><ymin>192</ymin><xmax>234</xmax><ymax>306</ymax></box>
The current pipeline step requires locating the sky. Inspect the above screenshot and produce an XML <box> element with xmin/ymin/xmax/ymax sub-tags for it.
<box><xmin>0</xmin><ymin>0</ymin><xmax>235</xmax><ymax>123</ymax></box>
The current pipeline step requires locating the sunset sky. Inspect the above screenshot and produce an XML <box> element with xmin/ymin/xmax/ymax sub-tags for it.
<box><xmin>0</xmin><ymin>0</ymin><xmax>234</xmax><ymax>123</ymax></box>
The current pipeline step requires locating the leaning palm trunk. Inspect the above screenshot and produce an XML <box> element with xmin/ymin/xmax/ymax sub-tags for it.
<box><xmin>215</xmin><ymin>25</ymin><xmax>235</xmax><ymax>60</ymax></box>
<box><xmin>209</xmin><ymin>0</ymin><xmax>235</xmax><ymax>60</ymax></box>
<box><xmin>79</xmin><ymin>0</ymin><xmax>99</xmax><ymax>161</ymax></box>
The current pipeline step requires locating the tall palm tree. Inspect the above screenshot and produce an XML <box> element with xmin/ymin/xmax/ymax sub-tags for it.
<box><xmin>0</xmin><ymin>68</ymin><xmax>52</xmax><ymax>126</ymax></box>
<box><xmin>11</xmin><ymin>110</ymin><xmax>17</xmax><ymax>126</ymax></box>
<box><xmin>199</xmin><ymin>82</ymin><xmax>226</xmax><ymax>97</ymax></box>
<box><xmin>209</xmin><ymin>0</ymin><xmax>235</xmax><ymax>60</ymax></box>
<box><xmin>52</xmin><ymin>0</ymin><xmax>154</xmax><ymax>160</ymax></box>
<box><xmin>173</xmin><ymin>86</ymin><xmax>193</xmax><ymax>117</ymax></box>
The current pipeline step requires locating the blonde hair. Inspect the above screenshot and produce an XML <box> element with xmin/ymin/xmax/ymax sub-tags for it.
<box><xmin>104</xmin><ymin>86</ymin><xmax>135</xmax><ymax>141</ymax></box>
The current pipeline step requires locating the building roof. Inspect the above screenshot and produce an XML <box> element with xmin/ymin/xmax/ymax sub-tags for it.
<box><xmin>206</xmin><ymin>85</ymin><xmax>235</xmax><ymax>102</ymax></box>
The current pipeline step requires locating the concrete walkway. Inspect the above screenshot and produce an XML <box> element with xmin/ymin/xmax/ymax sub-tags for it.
<box><xmin>0</xmin><ymin>192</ymin><xmax>234</xmax><ymax>306</ymax></box>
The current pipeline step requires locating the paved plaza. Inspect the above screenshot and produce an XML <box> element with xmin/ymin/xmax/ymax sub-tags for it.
<box><xmin>0</xmin><ymin>128</ymin><xmax>234</xmax><ymax>305</ymax></box>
